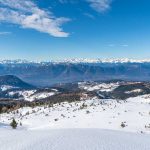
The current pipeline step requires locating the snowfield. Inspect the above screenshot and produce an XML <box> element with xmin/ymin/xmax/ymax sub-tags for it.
<box><xmin>0</xmin><ymin>129</ymin><xmax>150</xmax><ymax>150</ymax></box>
<box><xmin>1</xmin><ymin>95</ymin><xmax>150</xmax><ymax>133</ymax></box>
<box><xmin>0</xmin><ymin>85</ymin><xmax>19</xmax><ymax>91</ymax></box>
<box><xmin>1</xmin><ymin>95</ymin><xmax>150</xmax><ymax>150</ymax></box>
<box><xmin>78</xmin><ymin>82</ymin><xmax>120</xmax><ymax>92</ymax></box>
<box><xmin>8</xmin><ymin>90</ymin><xmax>57</xmax><ymax>101</ymax></box>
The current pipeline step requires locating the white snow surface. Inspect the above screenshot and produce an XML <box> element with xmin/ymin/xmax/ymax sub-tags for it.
<box><xmin>78</xmin><ymin>82</ymin><xmax>119</xmax><ymax>92</ymax></box>
<box><xmin>0</xmin><ymin>128</ymin><xmax>150</xmax><ymax>150</ymax></box>
<box><xmin>8</xmin><ymin>90</ymin><xmax>56</xmax><ymax>101</ymax></box>
<box><xmin>0</xmin><ymin>85</ymin><xmax>19</xmax><ymax>91</ymax></box>
<box><xmin>1</xmin><ymin>95</ymin><xmax>150</xmax><ymax>133</ymax></box>
<box><xmin>125</xmin><ymin>89</ymin><xmax>143</xmax><ymax>94</ymax></box>
<box><xmin>22</xmin><ymin>91</ymin><xmax>55</xmax><ymax>101</ymax></box>
<box><xmin>1</xmin><ymin>95</ymin><xmax>150</xmax><ymax>150</ymax></box>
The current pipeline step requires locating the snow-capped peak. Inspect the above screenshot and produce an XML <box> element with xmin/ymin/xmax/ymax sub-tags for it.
<box><xmin>0</xmin><ymin>58</ymin><xmax>150</xmax><ymax>64</ymax></box>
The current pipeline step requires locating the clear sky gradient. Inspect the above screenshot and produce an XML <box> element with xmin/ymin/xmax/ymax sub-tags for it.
<box><xmin>0</xmin><ymin>0</ymin><xmax>150</xmax><ymax>60</ymax></box>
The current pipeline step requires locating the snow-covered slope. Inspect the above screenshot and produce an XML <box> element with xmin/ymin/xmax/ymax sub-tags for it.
<box><xmin>8</xmin><ymin>90</ymin><xmax>57</xmax><ymax>101</ymax></box>
<box><xmin>0</xmin><ymin>129</ymin><xmax>150</xmax><ymax>150</ymax></box>
<box><xmin>1</xmin><ymin>95</ymin><xmax>150</xmax><ymax>133</ymax></box>
<box><xmin>0</xmin><ymin>85</ymin><xmax>19</xmax><ymax>91</ymax></box>
<box><xmin>1</xmin><ymin>95</ymin><xmax>150</xmax><ymax>150</ymax></box>
<box><xmin>78</xmin><ymin>82</ymin><xmax>119</xmax><ymax>92</ymax></box>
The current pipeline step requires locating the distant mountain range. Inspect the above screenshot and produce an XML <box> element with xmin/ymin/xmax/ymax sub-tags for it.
<box><xmin>1</xmin><ymin>58</ymin><xmax>150</xmax><ymax>64</ymax></box>
<box><xmin>0</xmin><ymin>59</ymin><xmax>150</xmax><ymax>86</ymax></box>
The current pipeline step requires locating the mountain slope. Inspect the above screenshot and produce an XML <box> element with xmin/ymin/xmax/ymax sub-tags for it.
<box><xmin>0</xmin><ymin>75</ymin><xmax>34</xmax><ymax>89</ymax></box>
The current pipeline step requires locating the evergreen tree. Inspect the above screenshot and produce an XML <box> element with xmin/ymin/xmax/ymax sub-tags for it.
<box><xmin>10</xmin><ymin>118</ymin><xmax>18</xmax><ymax>129</ymax></box>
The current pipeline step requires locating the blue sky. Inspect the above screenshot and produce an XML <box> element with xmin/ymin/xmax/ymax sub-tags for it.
<box><xmin>0</xmin><ymin>0</ymin><xmax>150</xmax><ymax>60</ymax></box>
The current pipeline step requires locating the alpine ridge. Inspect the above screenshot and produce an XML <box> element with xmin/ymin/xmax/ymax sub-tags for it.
<box><xmin>1</xmin><ymin>58</ymin><xmax>150</xmax><ymax>64</ymax></box>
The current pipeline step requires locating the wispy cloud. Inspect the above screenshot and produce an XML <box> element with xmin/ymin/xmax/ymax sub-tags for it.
<box><xmin>59</xmin><ymin>0</ymin><xmax>113</xmax><ymax>13</ymax></box>
<box><xmin>0</xmin><ymin>32</ymin><xmax>11</xmax><ymax>35</ymax></box>
<box><xmin>86</xmin><ymin>0</ymin><xmax>112</xmax><ymax>12</ymax></box>
<box><xmin>83</xmin><ymin>13</ymin><xmax>95</xmax><ymax>19</ymax></box>
<box><xmin>0</xmin><ymin>0</ymin><xmax>70</xmax><ymax>37</ymax></box>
